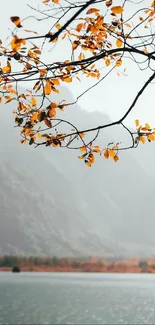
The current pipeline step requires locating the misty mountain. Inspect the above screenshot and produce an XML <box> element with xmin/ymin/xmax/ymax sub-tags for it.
<box><xmin>0</xmin><ymin>86</ymin><xmax>155</xmax><ymax>258</ymax></box>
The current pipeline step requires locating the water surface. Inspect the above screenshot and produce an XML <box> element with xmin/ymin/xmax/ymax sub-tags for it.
<box><xmin>0</xmin><ymin>272</ymin><xmax>155</xmax><ymax>324</ymax></box>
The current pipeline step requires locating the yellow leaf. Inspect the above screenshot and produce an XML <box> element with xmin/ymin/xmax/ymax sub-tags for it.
<box><xmin>38</xmin><ymin>133</ymin><xmax>43</xmax><ymax>139</ymax></box>
<box><xmin>10</xmin><ymin>16</ymin><xmax>22</xmax><ymax>28</ymax></box>
<box><xmin>125</xmin><ymin>23</ymin><xmax>131</xmax><ymax>28</ymax></box>
<box><xmin>44</xmin><ymin>80</ymin><xmax>52</xmax><ymax>95</ymax></box>
<box><xmin>2</xmin><ymin>61</ymin><xmax>11</xmax><ymax>73</ymax></box>
<box><xmin>31</xmin><ymin>112</ymin><xmax>38</xmax><ymax>121</ymax></box>
<box><xmin>87</xmin><ymin>8</ymin><xmax>100</xmax><ymax>14</ymax></box>
<box><xmin>80</xmin><ymin>146</ymin><xmax>87</xmax><ymax>152</ymax></box>
<box><xmin>111</xmin><ymin>6</ymin><xmax>124</xmax><ymax>14</ymax></box>
<box><xmin>31</xmin><ymin>97</ymin><xmax>37</xmax><ymax>107</ymax></box>
<box><xmin>148</xmin><ymin>134</ymin><xmax>154</xmax><ymax>141</ymax></box>
<box><xmin>139</xmin><ymin>136</ymin><xmax>145</xmax><ymax>144</ymax></box>
<box><xmin>116</xmin><ymin>38</ymin><xmax>123</xmax><ymax>48</ymax></box>
<box><xmin>135</xmin><ymin>119</ymin><xmax>139</xmax><ymax>127</ymax></box>
<box><xmin>48</xmin><ymin>105</ymin><xmax>56</xmax><ymax>118</ymax></box>
<box><xmin>145</xmin><ymin>122</ymin><xmax>150</xmax><ymax>129</ymax></box>
<box><xmin>79</xmin><ymin>132</ymin><xmax>85</xmax><ymax>138</ymax></box>
<box><xmin>105</xmin><ymin>58</ymin><xmax>111</xmax><ymax>66</ymax></box>
<box><xmin>55</xmin><ymin>23</ymin><xmax>61</xmax><ymax>30</ymax></box>
<box><xmin>104</xmin><ymin>149</ymin><xmax>109</xmax><ymax>159</ymax></box>
<box><xmin>50</xmin><ymin>78</ymin><xmax>60</xmax><ymax>86</ymax></box>
<box><xmin>115</xmin><ymin>59</ymin><xmax>122</xmax><ymax>67</ymax></box>
<box><xmin>62</xmin><ymin>76</ymin><xmax>72</xmax><ymax>83</ymax></box>
<box><xmin>109</xmin><ymin>149</ymin><xmax>116</xmax><ymax>158</ymax></box>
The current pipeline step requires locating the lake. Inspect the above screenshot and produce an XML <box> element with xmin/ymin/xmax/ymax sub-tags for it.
<box><xmin>0</xmin><ymin>272</ymin><xmax>155</xmax><ymax>324</ymax></box>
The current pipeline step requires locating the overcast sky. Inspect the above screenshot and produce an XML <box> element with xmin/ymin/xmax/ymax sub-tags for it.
<box><xmin>1</xmin><ymin>0</ymin><xmax>155</xmax><ymax>128</ymax></box>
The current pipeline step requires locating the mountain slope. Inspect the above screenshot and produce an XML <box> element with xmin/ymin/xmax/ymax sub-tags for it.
<box><xmin>0</xmin><ymin>87</ymin><xmax>155</xmax><ymax>258</ymax></box>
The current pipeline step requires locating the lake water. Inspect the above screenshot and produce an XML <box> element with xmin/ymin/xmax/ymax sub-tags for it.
<box><xmin>0</xmin><ymin>272</ymin><xmax>155</xmax><ymax>324</ymax></box>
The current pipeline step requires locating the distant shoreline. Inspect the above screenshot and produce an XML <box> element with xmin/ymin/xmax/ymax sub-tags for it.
<box><xmin>1</xmin><ymin>265</ymin><xmax>155</xmax><ymax>273</ymax></box>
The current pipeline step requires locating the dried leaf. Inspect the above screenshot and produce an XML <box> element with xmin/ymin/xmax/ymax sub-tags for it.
<box><xmin>10</xmin><ymin>16</ymin><xmax>22</xmax><ymax>28</ymax></box>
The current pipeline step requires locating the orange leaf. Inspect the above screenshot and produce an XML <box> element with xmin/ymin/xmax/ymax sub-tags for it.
<box><xmin>80</xmin><ymin>146</ymin><xmax>87</xmax><ymax>152</ymax></box>
<box><xmin>113</xmin><ymin>155</ymin><xmax>119</xmax><ymax>162</ymax></box>
<box><xmin>50</xmin><ymin>78</ymin><xmax>60</xmax><ymax>86</ymax></box>
<box><xmin>44</xmin><ymin>80</ymin><xmax>52</xmax><ymax>95</ymax></box>
<box><xmin>116</xmin><ymin>38</ymin><xmax>123</xmax><ymax>47</ymax></box>
<box><xmin>31</xmin><ymin>112</ymin><xmax>38</xmax><ymax>121</ymax></box>
<box><xmin>79</xmin><ymin>132</ymin><xmax>85</xmax><ymax>138</ymax></box>
<box><xmin>145</xmin><ymin>122</ymin><xmax>150</xmax><ymax>129</ymax></box>
<box><xmin>62</xmin><ymin>76</ymin><xmax>72</xmax><ymax>83</ymax></box>
<box><xmin>148</xmin><ymin>134</ymin><xmax>154</xmax><ymax>141</ymax></box>
<box><xmin>87</xmin><ymin>8</ymin><xmax>100</xmax><ymax>14</ymax></box>
<box><xmin>105</xmin><ymin>58</ymin><xmax>111</xmax><ymax>66</ymax></box>
<box><xmin>76</xmin><ymin>23</ymin><xmax>84</xmax><ymax>32</ymax></box>
<box><xmin>10</xmin><ymin>16</ymin><xmax>22</xmax><ymax>28</ymax></box>
<box><xmin>88</xmin><ymin>153</ymin><xmax>95</xmax><ymax>163</ymax></box>
<box><xmin>31</xmin><ymin>97</ymin><xmax>37</xmax><ymax>106</ymax></box>
<box><xmin>109</xmin><ymin>149</ymin><xmax>116</xmax><ymax>158</ymax></box>
<box><xmin>135</xmin><ymin>119</ymin><xmax>139</xmax><ymax>127</ymax></box>
<box><xmin>111</xmin><ymin>6</ymin><xmax>124</xmax><ymax>14</ymax></box>
<box><xmin>48</xmin><ymin>105</ymin><xmax>57</xmax><ymax>118</ymax></box>
<box><xmin>139</xmin><ymin>136</ymin><xmax>145</xmax><ymax>144</ymax></box>
<box><xmin>104</xmin><ymin>149</ymin><xmax>109</xmax><ymax>159</ymax></box>
<box><xmin>44</xmin><ymin>117</ymin><xmax>52</xmax><ymax>128</ymax></box>
<box><xmin>85</xmin><ymin>159</ymin><xmax>91</xmax><ymax>167</ymax></box>
<box><xmin>115</xmin><ymin>59</ymin><xmax>122</xmax><ymax>67</ymax></box>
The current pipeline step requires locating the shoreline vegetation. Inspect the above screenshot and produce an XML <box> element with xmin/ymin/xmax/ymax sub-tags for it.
<box><xmin>1</xmin><ymin>256</ymin><xmax>155</xmax><ymax>273</ymax></box>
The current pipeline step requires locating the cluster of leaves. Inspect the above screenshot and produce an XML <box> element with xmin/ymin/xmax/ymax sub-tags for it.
<box><xmin>0</xmin><ymin>0</ymin><xmax>155</xmax><ymax>166</ymax></box>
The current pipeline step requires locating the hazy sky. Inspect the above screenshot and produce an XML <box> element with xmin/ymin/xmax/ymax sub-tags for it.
<box><xmin>1</xmin><ymin>0</ymin><xmax>155</xmax><ymax>128</ymax></box>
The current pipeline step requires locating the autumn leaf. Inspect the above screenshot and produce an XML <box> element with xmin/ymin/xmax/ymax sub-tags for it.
<box><xmin>104</xmin><ymin>149</ymin><xmax>109</xmax><ymax>159</ymax></box>
<box><xmin>44</xmin><ymin>117</ymin><xmax>52</xmax><ymax>128</ymax></box>
<box><xmin>111</xmin><ymin>6</ymin><xmax>124</xmax><ymax>14</ymax></box>
<box><xmin>55</xmin><ymin>23</ymin><xmax>61</xmax><ymax>30</ymax></box>
<box><xmin>135</xmin><ymin>119</ymin><xmax>139</xmax><ymax>127</ymax></box>
<box><xmin>109</xmin><ymin>149</ymin><xmax>116</xmax><ymax>158</ymax></box>
<box><xmin>11</xmin><ymin>36</ymin><xmax>26</xmax><ymax>52</ymax></box>
<box><xmin>62</xmin><ymin>76</ymin><xmax>72</xmax><ymax>83</ymax></box>
<box><xmin>44</xmin><ymin>80</ymin><xmax>52</xmax><ymax>95</ymax></box>
<box><xmin>31</xmin><ymin>97</ymin><xmax>37</xmax><ymax>107</ymax></box>
<box><xmin>88</xmin><ymin>153</ymin><xmax>95</xmax><ymax>163</ymax></box>
<box><xmin>147</xmin><ymin>134</ymin><xmax>154</xmax><ymax>141</ymax></box>
<box><xmin>50</xmin><ymin>78</ymin><xmax>60</xmax><ymax>86</ymax></box>
<box><xmin>115</xmin><ymin>59</ymin><xmax>122</xmax><ymax>67</ymax></box>
<box><xmin>10</xmin><ymin>16</ymin><xmax>22</xmax><ymax>28</ymax></box>
<box><xmin>48</xmin><ymin>103</ymin><xmax>57</xmax><ymax>118</ymax></box>
<box><xmin>2</xmin><ymin>61</ymin><xmax>11</xmax><ymax>73</ymax></box>
<box><xmin>85</xmin><ymin>159</ymin><xmax>91</xmax><ymax>167</ymax></box>
<box><xmin>145</xmin><ymin>122</ymin><xmax>150</xmax><ymax>130</ymax></box>
<box><xmin>106</xmin><ymin>0</ymin><xmax>112</xmax><ymax>7</ymax></box>
<box><xmin>113</xmin><ymin>155</ymin><xmax>119</xmax><ymax>162</ymax></box>
<box><xmin>86</xmin><ymin>8</ymin><xmax>100</xmax><ymax>14</ymax></box>
<box><xmin>79</xmin><ymin>132</ymin><xmax>85</xmax><ymax>138</ymax></box>
<box><xmin>116</xmin><ymin>38</ymin><xmax>123</xmax><ymax>48</ymax></box>
<box><xmin>52</xmin><ymin>0</ymin><xmax>59</xmax><ymax>3</ymax></box>
<box><xmin>76</xmin><ymin>23</ymin><xmax>84</xmax><ymax>32</ymax></box>
<box><xmin>80</xmin><ymin>146</ymin><xmax>87</xmax><ymax>152</ymax></box>
<box><xmin>139</xmin><ymin>136</ymin><xmax>145</xmax><ymax>144</ymax></box>
<box><xmin>31</xmin><ymin>112</ymin><xmax>38</xmax><ymax>121</ymax></box>
<box><xmin>105</xmin><ymin>58</ymin><xmax>111</xmax><ymax>66</ymax></box>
